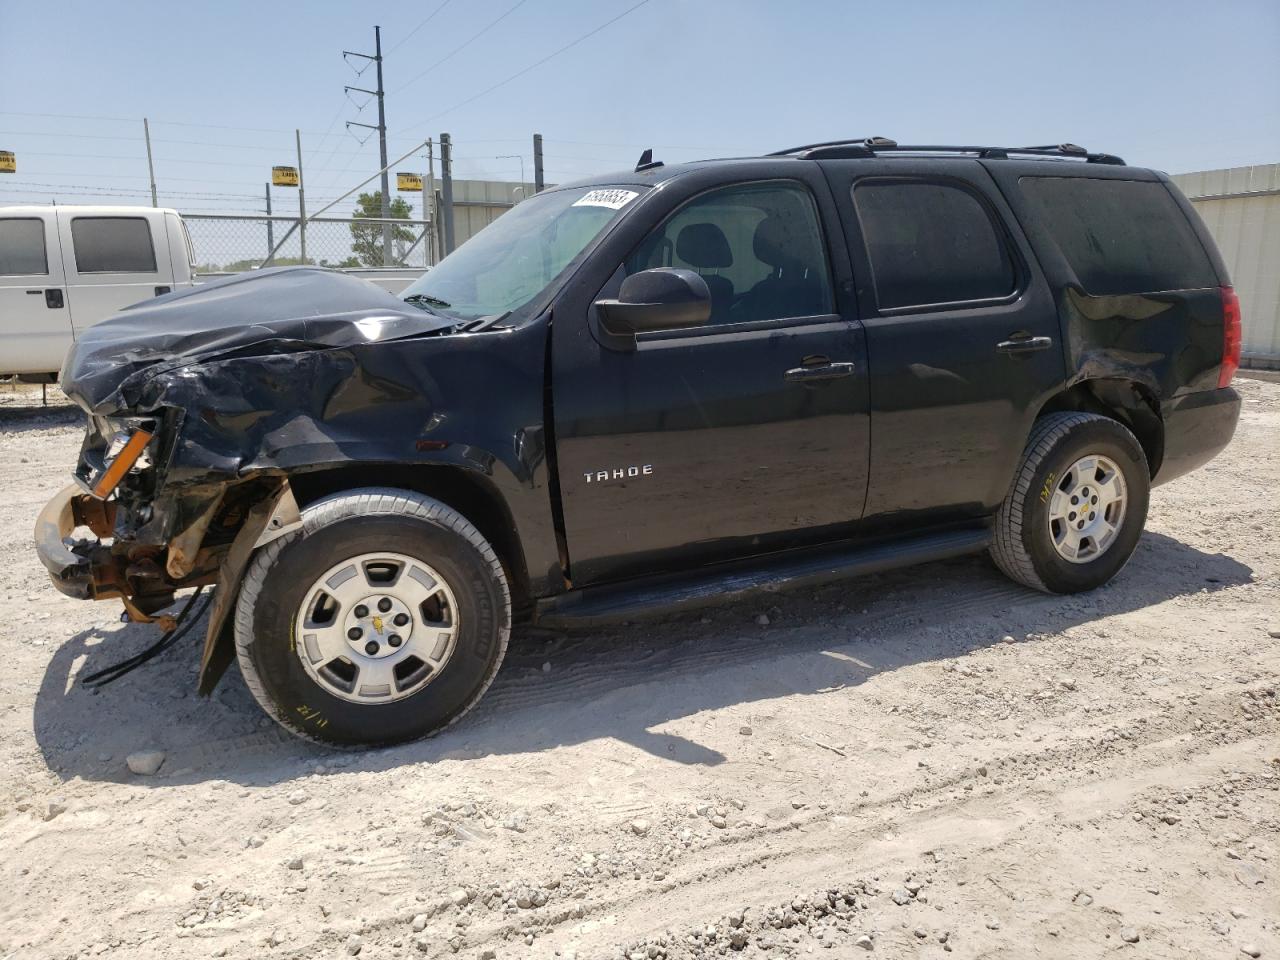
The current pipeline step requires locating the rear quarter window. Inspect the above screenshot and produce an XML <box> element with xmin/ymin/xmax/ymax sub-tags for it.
<box><xmin>1019</xmin><ymin>177</ymin><xmax>1216</xmax><ymax>295</ymax></box>
<box><xmin>71</xmin><ymin>217</ymin><xmax>157</xmax><ymax>273</ymax></box>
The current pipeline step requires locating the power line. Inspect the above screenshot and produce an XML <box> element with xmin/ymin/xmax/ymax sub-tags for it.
<box><xmin>384</xmin><ymin>0</ymin><xmax>454</xmax><ymax>55</ymax></box>
<box><xmin>390</xmin><ymin>0</ymin><xmax>529</xmax><ymax>95</ymax></box>
<box><xmin>0</xmin><ymin>129</ymin><xmax>148</xmax><ymax>142</ymax></box>
<box><xmin>0</xmin><ymin>185</ymin><xmax>387</xmax><ymax>207</ymax></box>
<box><xmin>0</xmin><ymin>170</ymin><xmax>280</xmax><ymax>186</ymax></box>
<box><xmin>0</xmin><ymin>110</ymin><xmax>355</xmax><ymax>139</ymax></box>
<box><xmin>2</xmin><ymin>180</ymin><xmax>264</xmax><ymax>199</ymax></box>
<box><xmin>0</xmin><ymin>110</ymin><xmax>135</xmax><ymax>124</ymax></box>
<box><xmin>0</xmin><ymin>128</ymin><xmax>399</xmax><ymax>159</ymax></box>
<box><xmin>303</xmin><ymin>102</ymin><xmax>360</xmax><ymax>169</ymax></box>
<box><xmin>1</xmin><ymin>127</ymin><xmax>701</xmax><ymax>159</ymax></box>
<box><xmin>10</xmin><ymin>150</ymin><xmax>303</xmax><ymax>169</ymax></box>
<box><xmin>397</xmin><ymin>0</ymin><xmax>653</xmax><ymax>136</ymax></box>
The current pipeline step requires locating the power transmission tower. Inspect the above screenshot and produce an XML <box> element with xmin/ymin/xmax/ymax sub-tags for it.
<box><xmin>344</xmin><ymin>25</ymin><xmax>392</xmax><ymax>264</ymax></box>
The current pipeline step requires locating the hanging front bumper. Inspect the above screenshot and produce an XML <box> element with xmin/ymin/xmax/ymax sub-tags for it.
<box><xmin>33</xmin><ymin>484</ymin><xmax>128</xmax><ymax>601</ymax></box>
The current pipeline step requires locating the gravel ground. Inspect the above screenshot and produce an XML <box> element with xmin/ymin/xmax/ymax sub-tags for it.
<box><xmin>0</xmin><ymin>377</ymin><xmax>1276</xmax><ymax>960</ymax></box>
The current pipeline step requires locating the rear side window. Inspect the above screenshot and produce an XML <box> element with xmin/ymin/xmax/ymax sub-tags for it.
<box><xmin>71</xmin><ymin>217</ymin><xmax>157</xmax><ymax>273</ymax></box>
<box><xmin>853</xmin><ymin>180</ymin><xmax>1016</xmax><ymax>310</ymax></box>
<box><xmin>0</xmin><ymin>218</ymin><xmax>48</xmax><ymax>275</ymax></box>
<box><xmin>1019</xmin><ymin>177</ymin><xmax>1216</xmax><ymax>295</ymax></box>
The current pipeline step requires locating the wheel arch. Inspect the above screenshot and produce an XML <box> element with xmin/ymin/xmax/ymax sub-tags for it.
<box><xmin>286</xmin><ymin>463</ymin><xmax>532</xmax><ymax>614</ymax></box>
<box><xmin>1034</xmin><ymin>378</ymin><xmax>1164</xmax><ymax>479</ymax></box>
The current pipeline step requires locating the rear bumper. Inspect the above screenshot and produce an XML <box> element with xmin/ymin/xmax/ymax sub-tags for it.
<box><xmin>1154</xmin><ymin>386</ymin><xmax>1241</xmax><ymax>487</ymax></box>
<box><xmin>33</xmin><ymin>484</ymin><xmax>96</xmax><ymax>599</ymax></box>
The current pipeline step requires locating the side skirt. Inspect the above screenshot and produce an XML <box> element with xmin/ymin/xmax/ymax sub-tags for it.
<box><xmin>534</xmin><ymin>525</ymin><xmax>991</xmax><ymax>629</ymax></box>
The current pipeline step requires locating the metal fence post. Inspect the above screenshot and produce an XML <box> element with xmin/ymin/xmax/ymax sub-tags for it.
<box><xmin>425</xmin><ymin>138</ymin><xmax>436</xmax><ymax>266</ymax></box>
<box><xmin>264</xmin><ymin>183</ymin><xmax>274</xmax><ymax>261</ymax></box>
<box><xmin>296</xmin><ymin>129</ymin><xmax>307</xmax><ymax>265</ymax></box>
<box><xmin>533</xmin><ymin>133</ymin><xmax>544</xmax><ymax>193</ymax></box>
<box><xmin>440</xmin><ymin>133</ymin><xmax>455</xmax><ymax>256</ymax></box>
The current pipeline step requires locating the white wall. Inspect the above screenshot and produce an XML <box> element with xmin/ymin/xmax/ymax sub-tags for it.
<box><xmin>1171</xmin><ymin>164</ymin><xmax>1280</xmax><ymax>365</ymax></box>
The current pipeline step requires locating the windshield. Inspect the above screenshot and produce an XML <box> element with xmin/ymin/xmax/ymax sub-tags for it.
<box><xmin>401</xmin><ymin>185</ymin><xmax>644</xmax><ymax>321</ymax></box>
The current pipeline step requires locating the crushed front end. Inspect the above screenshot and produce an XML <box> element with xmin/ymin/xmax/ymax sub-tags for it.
<box><xmin>33</xmin><ymin>266</ymin><xmax>458</xmax><ymax>665</ymax></box>
<box><xmin>34</xmin><ymin>408</ymin><xmax>281</xmax><ymax>620</ymax></box>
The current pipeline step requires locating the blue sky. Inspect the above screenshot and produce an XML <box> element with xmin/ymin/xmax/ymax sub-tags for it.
<box><xmin>1</xmin><ymin>0</ymin><xmax>1277</xmax><ymax>216</ymax></box>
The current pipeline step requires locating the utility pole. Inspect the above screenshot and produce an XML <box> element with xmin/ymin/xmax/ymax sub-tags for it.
<box><xmin>344</xmin><ymin>25</ymin><xmax>392</xmax><ymax>264</ymax></box>
<box><xmin>295</xmin><ymin>129</ymin><xmax>307</xmax><ymax>264</ymax></box>
<box><xmin>143</xmin><ymin>118</ymin><xmax>158</xmax><ymax>207</ymax></box>
<box><xmin>440</xmin><ymin>132</ymin><xmax>455</xmax><ymax>256</ymax></box>
<box><xmin>533</xmin><ymin>133</ymin><xmax>544</xmax><ymax>193</ymax></box>
<box><xmin>425</xmin><ymin>138</ymin><xmax>436</xmax><ymax>266</ymax></box>
<box><xmin>265</xmin><ymin>183</ymin><xmax>274</xmax><ymax>260</ymax></box>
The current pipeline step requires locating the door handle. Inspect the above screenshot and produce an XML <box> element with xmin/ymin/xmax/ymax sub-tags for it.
<box><xmin>996</xmin><ymin>335</ymin><xmax>1052</xmax><ymax>355</ymax></box>
<box><xmin>45</xmin><ymin>289</ymin><xmax>64</xmax><ymax>309</ymax></box>
<box><xmin>784</xmin><ymin>361</ymin><xmax>856</xmax><ymax>383</ymax></box>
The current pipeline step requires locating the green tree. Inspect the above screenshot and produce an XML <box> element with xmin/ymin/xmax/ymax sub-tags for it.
<box><xmin>350</xmin><ymin>192</ymin><xmax>415</xmax><ymax>267</ymax></box>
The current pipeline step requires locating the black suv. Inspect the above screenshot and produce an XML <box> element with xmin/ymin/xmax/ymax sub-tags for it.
<box><xmin>37</xmin><ymin>138</ymin><xmax>1242</xmax><ymax>746</ymax></box>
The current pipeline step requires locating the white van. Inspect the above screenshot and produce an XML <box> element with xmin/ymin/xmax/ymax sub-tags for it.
<box><xmin>0</xmin><ymin>206</ymin><xmax>196</xmax><ymax>378</ymax></box>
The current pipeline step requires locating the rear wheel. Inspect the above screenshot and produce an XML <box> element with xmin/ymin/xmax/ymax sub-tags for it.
<box><xmin>991</xmin><ymin>413</ymin><xmax>1150</xmax><ymax>594</ymax></box>
<box><xmin>234</xmin><ymin>488</ymin><xmax>510</xmax><ymax>746</ymax></box>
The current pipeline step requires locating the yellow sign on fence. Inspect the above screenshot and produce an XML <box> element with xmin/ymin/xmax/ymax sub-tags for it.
<box><xmin>0</xmin><ymin>151</ymin><xmax>15</xmax><ymax>174</ymax></box>
<box><xmin>397</xmin><ymin>172</ymin><xmax>424</xmax><ymax>192</ymax></box>
<box><xmin>272</xmin><ymin>165</ymin><xmax>299</xmax><ymax>187</ymax></box>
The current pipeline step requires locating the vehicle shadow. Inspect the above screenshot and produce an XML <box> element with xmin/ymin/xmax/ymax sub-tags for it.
<box><xmin>32</xmin><ymin>530</ymin><xmax>1253</xmax><ymax>787</ymax></box>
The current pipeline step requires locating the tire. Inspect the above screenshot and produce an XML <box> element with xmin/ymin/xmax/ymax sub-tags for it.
<box><xmin>991</xmin><ymin>412</ymin><xmax>1150</xmax><ymax>594</ymax></box>
<box><xmin>234</xmin><ymin>487</ymin><xmax>510</xmax><ymax>746</ymax></box>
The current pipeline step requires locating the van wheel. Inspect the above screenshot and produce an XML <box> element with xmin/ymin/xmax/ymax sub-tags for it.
<box><xmin>234</xmin><ymin>488</ymin><xmax>510</xmax><ymax>746</ymax></box>
<box><xmin>991</xmin><ymin>413</ymin><xmax>1150</xmax><ymax>594</ymax></box>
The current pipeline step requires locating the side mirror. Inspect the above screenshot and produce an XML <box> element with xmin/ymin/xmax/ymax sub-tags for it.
<box><xmin>594</xmin><ymin>268</ymin><xmax>712</xmax><ymax>343</ymax></box>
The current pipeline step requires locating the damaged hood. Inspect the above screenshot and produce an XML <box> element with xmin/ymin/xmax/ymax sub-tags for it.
<box><xmin>61</xmin><ymin>267</ymin><xmax>455</xmax><ymax>415</ymax></box>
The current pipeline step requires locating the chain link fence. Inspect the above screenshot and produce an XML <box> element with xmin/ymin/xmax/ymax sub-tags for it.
<box><xmin>183</xmin><ymin>214</ymin><xmax>433</xmax><ymax>275</ymax></box>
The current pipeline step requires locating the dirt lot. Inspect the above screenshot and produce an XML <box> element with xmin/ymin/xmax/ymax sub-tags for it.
<box><xmin>0</xmin><ymin>378</ymin><xmax>1276</xmax><ymax>960</ymax></box>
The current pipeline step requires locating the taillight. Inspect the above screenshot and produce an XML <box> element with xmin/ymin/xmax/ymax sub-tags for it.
<box><xmin>1218</xmin><ymin>286</ymin><xmax>1241</xmax><ymax>389</ymax></box>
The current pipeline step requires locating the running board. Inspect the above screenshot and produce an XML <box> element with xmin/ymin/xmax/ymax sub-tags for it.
<box><xmin>535</xmin><ymin>526</ymin><xmax>991</xmax><ymax>628</ymax></box>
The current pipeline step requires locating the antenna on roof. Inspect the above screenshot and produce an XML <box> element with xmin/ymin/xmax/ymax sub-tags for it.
<box><xmin>635</xmin><ymin>148</ymin><xmax>663</xmax><ymax>172</ymax></box>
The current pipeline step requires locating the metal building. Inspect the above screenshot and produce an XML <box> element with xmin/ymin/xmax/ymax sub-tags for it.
<box><xmin>429</xmin><ymin>178</ymin><xmax>536</xmax><ymax>261</ymax></box>
<box><xmin>1171</xmin><ymin>164</ymin><xmax>1280</xmax><ymax>367</ymax></box>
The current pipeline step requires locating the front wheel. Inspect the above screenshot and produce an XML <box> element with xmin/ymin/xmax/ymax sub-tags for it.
<box><xmin>233</xmin><ymin>488</ymin><xmax>510</xmax><ymax>746</ymax></box>
<box><xmin>991</xmin><ymin>413</ymin><xmax>1151</xmax><ymax>594</ymax></box>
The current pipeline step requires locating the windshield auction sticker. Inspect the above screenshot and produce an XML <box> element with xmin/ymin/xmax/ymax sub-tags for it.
<box><xmin>572</xmin><ymin>188</ymin><xmax>639</xmax><ymax>210</ymax></box>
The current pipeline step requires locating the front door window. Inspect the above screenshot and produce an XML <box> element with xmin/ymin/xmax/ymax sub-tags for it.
<box><xmin>626</xmin><ymin>181</ymin><xmax>834</xmax><ymax>326</ymax></box>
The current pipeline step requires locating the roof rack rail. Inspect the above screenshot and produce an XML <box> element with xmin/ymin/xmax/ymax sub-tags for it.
<box><xmin>767</xmin><ymin>137</ymin><xmax>897</xmax><ymax>158</ymax></box>
<box><xmin>768</xmin><ymin>138</ymin><xmax>1125</xmax><ymax>165</ymax></box>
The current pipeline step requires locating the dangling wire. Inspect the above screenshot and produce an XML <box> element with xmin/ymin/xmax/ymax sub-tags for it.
<box><xmin>80</xmin><ymin>587</ymin><xmax>212</xmax><ymax>689</ymax></box>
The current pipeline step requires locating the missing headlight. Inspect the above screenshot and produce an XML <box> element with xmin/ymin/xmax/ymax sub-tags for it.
<box><xmin>91</xmin><ymin>428</ymin><xmax>155</xmax><ymax>498</ymax></box>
